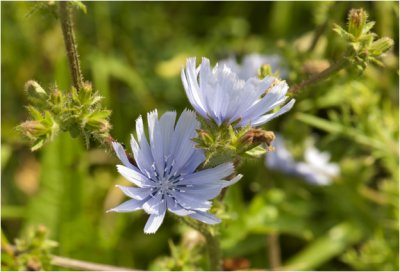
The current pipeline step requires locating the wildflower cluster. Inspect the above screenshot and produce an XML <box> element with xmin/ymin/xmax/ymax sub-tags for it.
<box><xmin>2</xmin><ymin>226</ymin><xmax>57</xmax><ymax>271</ymax></box>
<box><xmin>109</xmin><ymin>56</ymin><xmax>294</xmax><ymax>232</ymax></box>
<box><xmin>18</xmin><ymin>81</ymin><xmax>111</xmax><ymax>150</ymax></box>
<box><xmin>333</xmin><ymin>8</ymin><xmax>394</xmax><ymax>70</ymax></box>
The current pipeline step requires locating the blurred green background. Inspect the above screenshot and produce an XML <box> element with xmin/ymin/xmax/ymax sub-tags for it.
<box><xmin>1</xmin><ymin>1</ymin><xmax>399</xmax><ymax>270</ymax></box>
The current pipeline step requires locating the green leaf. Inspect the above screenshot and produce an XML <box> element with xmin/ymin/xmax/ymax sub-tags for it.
<box><xmin>283</xmin><ymin>222</ymin><xmax>364</xmax><ymax>270</ymax></box>
<box><xmin>244</xmin><ymin>145</ymin><xmax>267</xmax><ymax>158</ymax></box>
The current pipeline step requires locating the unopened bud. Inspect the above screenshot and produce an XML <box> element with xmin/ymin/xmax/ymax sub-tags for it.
<box><xmin>348</xmin><ymin>9</ymin><xmax>368</xmax><ymax>39</ymax></box>
<box><xmin>82</xmin><ymin>81</ymin><xmax>93</xmax><ymax>93</ymax></box>
<box><xmin>49</xmin><ymin>89</ymin><xmax>63</xmax><ymax>106</ymax></box>
<box><xmin>198</xmin><ymin>130</ymin><xmax>213</xmax><ymax>145</ymax></box>
<box><xmin>19</xmin><ymin>121</ymin><xmax>47</xmax><ymax>140</ymax></box>
<box><xmin>83</xmin><ymin>110</ymin><xmax>112</xmax><ymax>136</ymax></box>
<box><xmin>25</xmin><ymin>80</ymin><xmax>48</xmax><ymax>104</ymax></box>
<box><xmin>369</xmin><ymin>37</ymin><xmax>394</xmax><ymax>56</ymax></box>
<box><xmin>35</xmin><ymin>225</ymin><xmax>48</xmax><ymax>240</ymax></box>
<box><xmin>258</xmin><ymin>64</ymin><xmax>273</xmax><ymax>79</ymax></box>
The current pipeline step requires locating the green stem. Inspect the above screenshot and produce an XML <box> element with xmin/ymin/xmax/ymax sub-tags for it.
<box><xmin>181</xmin><ymin>218</ymin><xmax>222</xmax><ymax>270</ymax></box>
<box><xmin>267</xmin><ymin>233</ymin><xmax>281</xmax><ymax>270</ymax></box>
<box><xmin>59</xmin><ymin>1</ymin><xmax>84</xmax><ymax>90</ymax></box>
<box><xmin>289</xmin><ymin>57</ymin><xmax>348</xmax><ymax>94</ymax></box>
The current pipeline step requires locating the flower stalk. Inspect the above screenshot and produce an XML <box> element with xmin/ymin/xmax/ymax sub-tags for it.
<box><xmin>181</xmin><ymin>218</ymin><xmax>222</xmax><ymax>270</ymax></box>
<box><xmin>59</xmin><ymin>1</ymin><xmax>84</xmax><ymax>90</ymax></box>
<box><xmin>288</xmin><ymin>57</ymin><xmax>348</xmax><ymax>94</ymax></box>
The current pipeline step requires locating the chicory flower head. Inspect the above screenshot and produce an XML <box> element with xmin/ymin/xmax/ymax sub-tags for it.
<box><xmin>181</xmin><ymin>57</ymin><xmax>295</xmax><ymax>127</ymax></box>
<box><xmin>108</xmin><ymin>109</ymin><xmax>242</xmax><ymax>234</ymax></box>
<box><xmin>219</xmin><ymin>54</ymin><xmax>286</xmax><ymax>80</ymax></box>
<box><xmin>266</xmin><ymin>135</ymin><xmax>340</xmax><ymax>185</ymax></box>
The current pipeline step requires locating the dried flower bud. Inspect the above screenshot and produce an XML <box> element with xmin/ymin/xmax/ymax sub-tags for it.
<box><xmin>240</xmin><ymin>128</ymin><xmax>275</xmax><ymax>147</ymax></box>
<box><xmin>348</xmin><ymin>8</ymin><xmax>368</xmax><ymax>39</ymax></box>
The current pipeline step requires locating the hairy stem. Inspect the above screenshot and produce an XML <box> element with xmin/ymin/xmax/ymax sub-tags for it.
<box><xmin>59</xmin><ymin>1</ymin><xmax>84</xmax><ymax>90</ymax></box>
<box><xmin>289</xmin><ymin>57</ymin><xmax>348</xmax><ymax>94</ymax></box>
<box><xmin>181</xmin><ymin>218</ymin><xmax>222</xmax><ymax>270</ymax></box>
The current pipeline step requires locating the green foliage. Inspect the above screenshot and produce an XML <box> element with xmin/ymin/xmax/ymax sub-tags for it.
<box><xmin>1</xmin><ymin>226</ymin><xmax>57</xmax><ymax>271</ymax></box>
<box><xmin>17</xmin><ymin>81</ymin><xmax>111</xmax><ymax>150</ymax></box>
<box><xmin>194</xmin><ymin>116</ymin><xmax>275</xmax><ymax>167</ymax></box>
<box><xmin>2</xmin><ymin>1</ymin><xmax>398</xmax><ymax>271</ymax></box>
<box><xmin>333</xmin><ymin>8</ymin><xmax>394</xmax><ymax>71</ymax></box>
<box><xmin>150</xmin><ymin>238</ymin><xmax>205</xmax><ymax>271</ymax></box>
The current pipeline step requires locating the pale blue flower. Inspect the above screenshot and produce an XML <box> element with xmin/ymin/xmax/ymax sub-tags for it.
<box><xmin>266</xmin><ymin>135</ymin><xmax>340</xmax><ymax>185</ymax></box>
<box><xmin>108</xmin><ymin>110</ymin><xmax>242</xmax><ymax>234</ymax></box>
<box><xmin>219</xmin><ymin>53</ymin><xmax>286</xmax><ymax>80</ymax></box>
<box><xmin>181</xmin><ymin>57</ymin><xmax>295</xmax><ymax>127</ymax></box>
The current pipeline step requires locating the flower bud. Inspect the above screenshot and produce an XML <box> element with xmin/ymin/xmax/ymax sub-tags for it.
<box><xmin>348</xmin><ymin>9</ymin><xmax>368</xmax><ymax>39</ymax></box>
<box><xmin>198</xmin><ymin>130</ymin><xmax>213</xmax><ymax>146</ymax></box>
<box><xmin>258</xmin><ymin>64</ymin><xmax>273</xmax><ymax>79</ymax></box>
<box><xmin>19</xmin><ymin>121</ymin><xmax>47</xmax><ymax>140</ymax></box>
<box><xmin>25</xmin><ymin>80</ymin><xmax>48</xmax><ymax>105</ymax></box>
<box><xmin>369</xmin><ymin>37</ymin><xmax>394</xmax><ymax>56</ymax></box>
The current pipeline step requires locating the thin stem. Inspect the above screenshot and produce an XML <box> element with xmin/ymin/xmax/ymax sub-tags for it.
<box><xmin>267</xmin><ymin>233</ymin><xmax>281</xmax><ymax>270</ymax></box>
<box><xmin>59</xmin><ymin>1</ymin><xmax>84</xmax><ymax>90</ymax></box>
<box><xmin>51</xmin><ymin>255</ymin><xmax>138</xmax><ymax>271</ymax></box>
<box><xmin>288</xmin><ymin>57</ymin><xmax>348</xmax><ymax>94</ymax></box>
<box><xmin>181</xmin><ymin>217</ymin><xmax>222</xmax><ymax>270</ymax></box>
<box><xmin>307</xmin><ymin>21</ymin><xmax>328</xmax><ymax>53</ymax></box>
<box><xmin>2</xmin><ymin>243</ymin><xmax>138</xmax><ymax>271</ymax></box>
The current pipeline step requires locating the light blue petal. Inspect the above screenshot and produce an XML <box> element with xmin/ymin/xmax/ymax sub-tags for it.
<box><xmin>144</xmin><ymin>203</ymin><xmax>167</xmax><ymax>234</ymax></box>
<box><xmin>170</xmin><ymin>110</ymin><xmax>199</xmax><ymax>172</ymax></box>
<box><xmin>142</xmin><ymin>193</ymin><xmax>164</xmax><ymax>214</ymax></box>
<box><xmin>265</xmin><ymin>135</ymin><xmax>297</xmax><ymax>173</ymax></box>
<box><xmin>229</xmin><ymin>76</ymin><xmax>275</xmax><ymax>122</ymax></box>
<box><xmin>181</xmin><ymin>58</ymin><xmax>208</xmax><ymax>118</ymax></box>
<box><xmin>221</xmin><ymin>174</ymin><xmax>242</xmax><ymax>187</ymax></box>
<box><xmin>116</xmin><ymin>165</ymin><xmax>152</xmax><ymax>187</ymax></box>
<box><xmin>112</xmin><ymin>142</ymin><xmax>137</xmax><ymax>169</ymax></box>
<box><xmin>147</xmin><ymin>110</ymin><xmax>164</xmax><ymax>175</ymax></box>
<box><xmin>178</xmin><ymin>150</ymin><xmax>205</xmax><ymax>175</ymax></box>
<box><xmin>159</xmin><ymin>111</ymin><xmax>177</xmax><ymax>158</ymax></box>
<box><xmin>251</xmin><ymin>98</ymin><xmax>295</xmax><ymax>126</ymax></box>
<box><xmin>182</xmin><ymin>187</ymin><xmax>222</xmax><ymax>201</ymax></box>
<box><xmin>107</xmin><ymin>199</ymin><xmax>145</xmax><ymax>213</ymax></box>
<box><xmin>188</xmin><ymin>211</ymin><xmax>221</xmax><ymax>225</ymax></box>
<box><xmin>115</xmin><ymin>185</ymin><xmax>152</xmax><ymax>200</ymax></box>
<box><xmin>134</xmin><ymin>116</ymin><xmax>154</xmax><ymax>174</ymax></box>
<box><xmin>238</xmin><ymin>81</ymin><xmax>289</xmax><ymax>126</ymax></box>
<box><xmin>166</xmin><ymin>197</ymin><xmax>194</xmax><ymax>216</ymax></box>
<box><xmin>183</xmin><ymin>174</ymin><xmax>241</xmax><ymax>200</ymax></box>
<box><xmin>295</xmin><ymin>163</ymin><xmax>331</xmax><ymax>185</ymax></box>
<box><xmin>173</xmin><ymin>192</ymin><xmax>211</xmax><ymax>211</ymax></box>
<box><xmin>180</xmin><ymin>162</ymin><xmax>234</xmax><ymax>185</ymax></box>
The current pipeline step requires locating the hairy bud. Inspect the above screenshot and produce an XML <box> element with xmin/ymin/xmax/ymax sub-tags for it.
<box><xmin>348</xmin><ymin>8</ymin><xmax>367</xmax><ymax>39</ymax></box>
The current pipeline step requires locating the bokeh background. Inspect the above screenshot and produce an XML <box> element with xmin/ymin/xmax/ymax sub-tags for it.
<box><xmin>2</xmin><ymin>1</ymin><xmax>399</xmax><ymax>270</ymax></box>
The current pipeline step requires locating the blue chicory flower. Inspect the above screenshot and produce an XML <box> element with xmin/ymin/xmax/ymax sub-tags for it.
<box><xmin>219</xmin><ymin>53</ymin><xmax>286</xmax><ymax>80</ymax></box>
<box><xmin>265</xmin><ymin>135</ymin><xmax>340</xmax><ymax>185</ymax></box>
<box><xmin>108</xmin><ymin>109</ymin><xmax>242</xmax><ymax>234</ymax></box>
<box><xmin>181</xmin><ymin>57</ymin><xmax>295</xmax><ymax>127</ymax></box>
